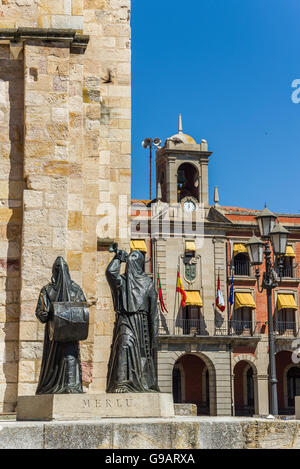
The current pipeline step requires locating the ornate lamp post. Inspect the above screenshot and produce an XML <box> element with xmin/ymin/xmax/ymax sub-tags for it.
<box><xmin>246</xmin><ymin>206</ymin><xmax>289</xmax><ymax>416</ymax></box>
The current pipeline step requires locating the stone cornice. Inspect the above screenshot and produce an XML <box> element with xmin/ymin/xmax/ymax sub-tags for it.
<box><xmin>157</xmin><ymin>148</ymin><xmax>212</xmax><ymax>158</ymax></box>
<box><xmin>0</xmin><ymin>28</ymin><xmax>89</xmax><ymax>51</ymax></box>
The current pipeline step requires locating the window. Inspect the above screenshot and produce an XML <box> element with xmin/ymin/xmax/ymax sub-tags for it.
<box><xmin>232</xmin><ymin>293</ymin><xmax>256</xmax><ymax>335</ymax></box>
<box><xmin>233</xmin><ymin>243</ymin><xmax>250</xmax><ymax>276</ymax></box>
<box><xmin>182</xmin><ymin>303</ymin><xmax>206</xmax><ymax>335</ymax></box>
<box><xmin>234</xmin><ymin>253</ymin><xmax>250</xmax><ymax>276</ymax></box>
<box><xmin>275</xmin><ymin>245</ymin><xmax>295</xmax><ymax>278</ymax></box>
<box><xmin>277</xmin><ymin>308</ymin><xmax>296</xmax><ymax>335</ymax></box>
<box><xmin>276</xmin><ymin>294</ymin><xmax>298</xmax><ymax>335</ymax></box>
<box><xmin>232</xmin><ymin>307</ymin><xmax>252</xmax><ymax>335</ymax></box>
<box><xmin>183</xmin><ymin>305</ymin><xmax>200</xmax><ymax>335</ymax></box>
<box><xmin>276</xmin><ymin>256</ymin><xmax>294</xmax><ymax>278</ymax></box>
<box><xmin>283</xmin><ymin>257</ymin><xmax>294</xmax><ymax>278</ymax></box>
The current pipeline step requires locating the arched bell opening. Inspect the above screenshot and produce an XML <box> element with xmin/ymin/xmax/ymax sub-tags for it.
<box><xmin>177</xmin><ymin>163</ymin><xmax>199</xmax><ymax>202</ymax></box>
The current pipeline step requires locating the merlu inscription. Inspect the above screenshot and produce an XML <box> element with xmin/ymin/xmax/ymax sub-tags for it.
<box><xmin>82</xmin><ymin>397</ymin><xmax>133</xmax><ymax>409</ymax></box>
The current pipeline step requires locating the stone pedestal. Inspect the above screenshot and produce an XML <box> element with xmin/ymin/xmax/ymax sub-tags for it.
<box><xmin>17</xmin><ymin>393</ymin><xmax>175</xmax><ymax>421</ymax></box>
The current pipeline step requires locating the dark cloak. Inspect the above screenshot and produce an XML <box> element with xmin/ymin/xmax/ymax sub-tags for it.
<box><xmin>106</xmin><ymin>250</ymin><xmax>160</xmax><ymax>393</ymax></box>
<box><xmin>35</xmin><ymin>257</ymin><xmax>86</xmax><ymax>395</ymax></box>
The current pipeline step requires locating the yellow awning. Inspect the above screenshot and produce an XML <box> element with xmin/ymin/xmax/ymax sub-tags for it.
<box><xmin>185</xmin><ymin>241</ymin><xmax>196</xmax><ymax>252</ymax></box>
<box><xmin>233</xmin><ymin>243</ymin><xmax>248</xmax><ymax>256</ymax></box>
<box><xmin>285</xmin><ymin>245</ymin><xmax>295</xmax><ymax>258</ymax></box>
<box><xmin>234</xmin><ymin>292</ymin><xmax>256</xmax><ymax>310</ymax></box>
<box><xmin>130</xmin><ymin>240</ymin><xmax>147</xmax><ymax>253</ymax></box>
<box><xmin>185</xmin><ymin>291</ymin><xmax>203</xmax><ymax>307</ymax></box>
<box><xmin>277</xmin><ymin>294</ymin><xmax>297</xmax><ymax>311</ymax></box>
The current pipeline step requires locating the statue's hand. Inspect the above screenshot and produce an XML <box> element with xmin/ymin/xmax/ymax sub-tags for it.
<box><xmin>116</xmin><ymin>249</ymin><xmax>128</xmax><ymax>263</ymax></box>
<box><xmin>37</xmin><ymin>310</ymin><xmax>48</xmax><ymax>324</ymax></box>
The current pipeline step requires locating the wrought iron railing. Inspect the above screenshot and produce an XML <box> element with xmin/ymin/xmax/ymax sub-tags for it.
<box><xmin>275</xmin><ymin>262</ymin><xmax>300</xmax><ymax>279</ymax></box>
<box><xmin>274</xmin><ymin>320</ymin><xmax>299</xmax><ymax>337</ymax></box>
<box><xmin>158</xmin><ymin>319</ymin><xmax>262</xmax><ymax>337</ymax></box>
<box><xmin>275</xmin><ymin>266</ymin><xmax>294</xmax><ymax>278</ymax></box>
<box><xmin>234</xmin><ymin>259</ymin><xmax>250</xmax><ymax>276</ymax></box>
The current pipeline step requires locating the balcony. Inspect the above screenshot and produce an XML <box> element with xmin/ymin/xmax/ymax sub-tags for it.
<box><xmin>158</xmin><ymin>319</ymin><xmax>262</xmax><ymax>338</ymax></box>
<box><xmin>275</xmin><ymin>262</ymin><xmax>300</xmax><ymax>282</ymax></box>
<box><xmin>274</xmin><ymin>321</ymin><xmax>300</xmax><ymax>338</ymax></box>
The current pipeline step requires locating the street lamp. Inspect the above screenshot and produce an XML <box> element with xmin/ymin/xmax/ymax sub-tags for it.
<box><xmin>246</xmin><ymin>206</ymin><xmax>289</xmax><ymax>417</ymax></box>
<box><xmin>142</xmin><ymin>137</ymin><xmax>162</xmax><ymax>201</ymax></box>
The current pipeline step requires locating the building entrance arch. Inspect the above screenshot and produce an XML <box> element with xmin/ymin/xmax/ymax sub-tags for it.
<box><xmin>172</xmin><ymin>353</ymin><xmax>215</xmax><ymax>415</ymax></box>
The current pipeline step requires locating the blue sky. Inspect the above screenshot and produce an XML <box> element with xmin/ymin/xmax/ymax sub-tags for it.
<box><xmin>131</xmin><ymin>0</ymin><xmax>300</xmax><ymax>214</ymax></box>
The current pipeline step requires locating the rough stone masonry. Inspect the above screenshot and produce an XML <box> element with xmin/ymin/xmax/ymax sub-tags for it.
<box><xmin>0</xmin><ymin>0</ymin><xmax>131</xmax><ymax>413</ymax></box>
<box><xmin>0</xmin><ymin>417</ymin><xmax>300</xmax><ymax>449</ymax></box>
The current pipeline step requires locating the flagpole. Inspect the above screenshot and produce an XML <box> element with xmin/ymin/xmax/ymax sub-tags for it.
<box><xmin>173</xmin><ymin>259</ymin><xmax>180</xmax><ymax>335</ymax></box>
<box><xmin>157</xmin><ymin>261</ymin><xmax>160</xmax><ymax>313</ymax></box>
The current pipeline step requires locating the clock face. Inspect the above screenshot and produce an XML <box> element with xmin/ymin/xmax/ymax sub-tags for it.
<box><xmin>184</xmin><ymin>200</ymin><xmax>196</xmax><ymax>213</ymax></box>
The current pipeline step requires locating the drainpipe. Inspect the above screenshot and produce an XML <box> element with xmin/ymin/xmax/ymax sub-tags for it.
<box><xmin>226</xmin><ymin>240</ymin><xmax>234</xmax><ymax>416</ymax></box>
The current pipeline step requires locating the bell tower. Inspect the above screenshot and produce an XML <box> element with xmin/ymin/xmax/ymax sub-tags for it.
<box><xmin>156</xmin><ymin>115</ymin><xmax>212</xmax><ymax>208</ymax></box>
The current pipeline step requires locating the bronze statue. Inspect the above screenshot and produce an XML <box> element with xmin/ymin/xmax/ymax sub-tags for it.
<box><xmin>106</xmin><ymin>243</ymin><xmax>160</xmax><ymax>393</ymax></box>
<box><xmin>35</xmin><ymin>257</ymin><xmax>89</xmax><ymax>394</ymax></box>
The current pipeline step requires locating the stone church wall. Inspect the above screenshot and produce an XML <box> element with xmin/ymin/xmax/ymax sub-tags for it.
<box><xmin>0</xmin><ymin>0</ymin><xmax>131</xmax><ymax>412</ymax></box>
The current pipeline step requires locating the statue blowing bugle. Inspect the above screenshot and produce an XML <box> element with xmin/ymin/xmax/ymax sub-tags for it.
<box><xmin>106</xmin><ymin>242</ymin><xmax>160</xmax><ymax>393</ymax></box>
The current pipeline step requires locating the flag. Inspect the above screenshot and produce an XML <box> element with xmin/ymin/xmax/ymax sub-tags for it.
<box><xmin>216</xmin><ymin>275</ymin><xmax>225</xmax><ymax>312</ymax></box>
<box><xmin>229</xmin><ymin>273</ymin><xmax>234</xmax><ymax>306</ymax></box>
<box><xmin>176</xmin><ymin>271</ymin><xmax>187</xmax><ymax>308</ymax></box>
<box><xmin>158</xmin><ymin>272</ymin><xmax>168</xmax><ymax>314</ymax></box>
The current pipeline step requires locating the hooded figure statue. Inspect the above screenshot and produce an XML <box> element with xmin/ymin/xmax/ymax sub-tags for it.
<box><xmin>106</xmin><ymin>248</ymin><xmax>160</xmax><ymax>393</ymax></box>
<box><xmin>35</xmin><ymin>257</ymin><xmax>86</xmax><ymax>394</ymax></box>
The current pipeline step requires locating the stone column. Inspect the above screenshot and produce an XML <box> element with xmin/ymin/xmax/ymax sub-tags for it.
<box><xmin>213</xmin><ymin>347</ymin><xmax>232</xmax><ymax>416</ymax></box>
<box><xmin>0</xmin><ymin>45</ymin><xmax>24</xmax><ymax>412</ymax></box>
<box><xmin>256</xmin><ymin>375</ymin><xmax>270</xmax><ymax>415</ymax></box>
<box><xmin>256</xmin><ymin>337</ymin><xmax>270</xmax><ymax>415</ymax></box>
<box><xmin>18</xmin><ymin>40</ymin><xmax>72</xmax><ymax>396</ymax></box>
<box><xmin>167</xmin><ymin>156</ymin><xmax>177</xmax><ymax>204</ymax></box>
<box><xmin>200</xmin><ymin>159</ymin><xmax>209</xmax><ymax>208</ymax></box>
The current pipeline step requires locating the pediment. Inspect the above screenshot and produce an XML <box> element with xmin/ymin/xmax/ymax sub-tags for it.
<box><xmin>207</xmin><ymin>206</ymin><xmax>233</xmax><ymax>224</ymax></box>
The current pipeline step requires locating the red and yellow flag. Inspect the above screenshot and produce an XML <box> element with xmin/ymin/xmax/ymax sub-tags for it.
<box><xmin>176</xmin><ymin>271</ymin><xmax>187</xmax><ymax>308</ymax></box>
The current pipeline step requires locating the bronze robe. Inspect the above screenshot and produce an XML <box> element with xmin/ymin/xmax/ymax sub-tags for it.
<box><xmin>106</xmin><ymin>251</ymin><xmax>160</xmax><ymax>393</ymax></box>
<box><xmin>36</xmin><ymin>257</ymin><xmax>86</xmax><ymax>395</ymax></box>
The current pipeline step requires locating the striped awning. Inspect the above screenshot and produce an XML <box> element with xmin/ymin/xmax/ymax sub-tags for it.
<box><xmin>277</xmin><ymin>294</ymin><xmax>297</xmax><ymax>311</ymax></box>
<box><xmin>185</xmin><ymin>291</ymin><xmax>203</xmax><ymax>307</ymax></box>
<box><xmin>233</xmin><ymin>243</ymin><xmax>248</xmax><ymax>257</ymax></box>
<box><xmin>130</xmin><ymin>240</ymin><xmax>147</xmax><ymax>253</ymax></box>
<box><xmin>285</xmin><ymin>245</ymin><xmax>296</xmax><ymax>258</ymax></box>
<box><xmin>234</xmin><ymin>292</ymin><xmax>256</xmax><ymax>310</ymax></box>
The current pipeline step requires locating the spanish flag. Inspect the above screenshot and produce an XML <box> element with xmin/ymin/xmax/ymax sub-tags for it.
<box><xmin>176</xmin><ymin>271</ymin><xmax>187</xmax><ymax>308</ymax></box>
